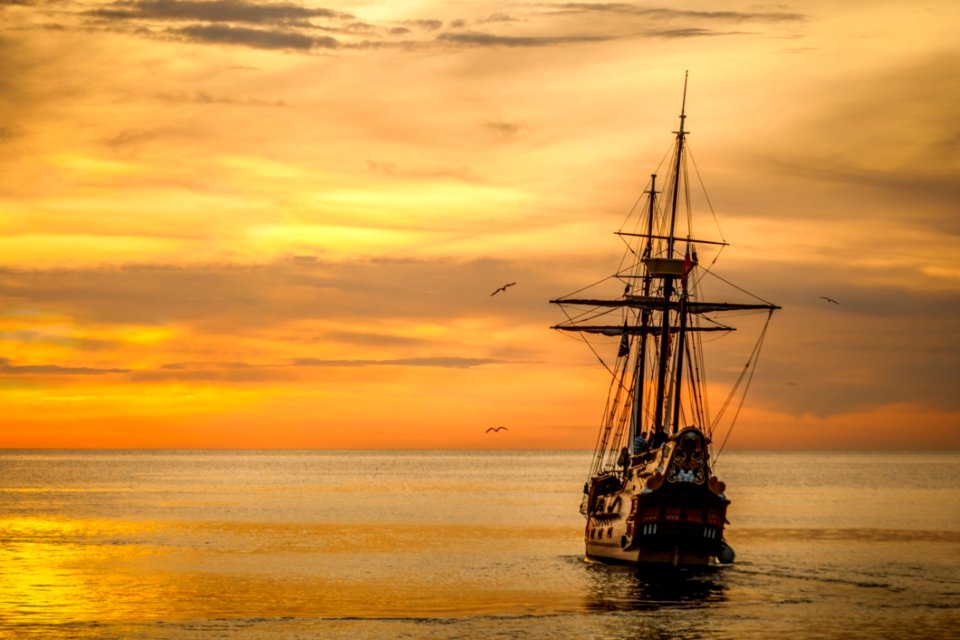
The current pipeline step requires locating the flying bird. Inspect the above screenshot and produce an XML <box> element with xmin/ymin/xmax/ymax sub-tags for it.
<box><xmin>485</xmin><ymin>426</ymin><xmax>509</xmax><ymax>433</ymax></box>
<box><xmin>490</xmin><ymin>282</ymin><xmax>516</xmax><ymax>296</ymax></box>
<box><xmin>820</xmin><ymin>296</ymin><xmax>839</xmax><ymax>305</ymax></box>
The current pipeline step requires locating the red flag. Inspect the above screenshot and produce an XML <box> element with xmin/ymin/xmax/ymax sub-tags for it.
<box><xmin>681</xmin><ymin>250</ymin><xmax>693</xmax><ymax>286</ymax></box>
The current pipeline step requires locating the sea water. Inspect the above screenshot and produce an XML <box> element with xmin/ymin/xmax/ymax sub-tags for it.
<box><xmin>1</xmin><ymin>450</ymin><xmax>958</xmax><ymax>639</ymax></box>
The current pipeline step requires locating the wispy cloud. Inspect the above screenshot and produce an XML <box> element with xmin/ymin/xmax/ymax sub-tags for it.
<box><xmin>0</xmin><ymin>357</ymin><xmax>128</xmax><ymax>375</ymax></box>
<box><xmin>0</xmin><ymin>256</ymin><xmax>557</xmax><ymax>329</ymax></box>
<box><xmin>291</xmin><ymin>356</ymin><xmax>502</xmax><ymax>367</ymax></box>
<box><xmin>9</xmin><ymin>0</ymin><xmax>808</xmax><ymax>55</ymax></box>
<box><xmin>172</xmin><ymin>23</ymin><xmax>336</xmax><ymax>49</ymax></box>
<box><xmin>129</xmin><ymin>360</ymin><xmax>291</xmax><ymax>382</ymax></box>
<box><xmin>551</xmin><ymin>4</ymin><xmax>806</xmax><ymax>22</ymax></box>
<box><xmin>437</xmin><ymin>30</ymin><xmax>611</xmax><ymax>47</ymax></box>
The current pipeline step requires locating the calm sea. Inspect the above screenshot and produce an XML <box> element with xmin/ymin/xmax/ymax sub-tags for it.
<box><xmin>1</xmin><ymin>450</ymin><xmax>958</xmax><ymax>639</ymax></box>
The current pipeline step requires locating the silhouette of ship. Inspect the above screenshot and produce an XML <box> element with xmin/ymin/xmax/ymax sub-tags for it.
<box><xmin>551</xmin><ymin>75</ymin><xmax>779</xmax><ymax>566</ymax></box>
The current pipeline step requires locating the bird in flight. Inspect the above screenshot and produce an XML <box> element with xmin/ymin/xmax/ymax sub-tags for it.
<box><xmin>490</xmin><ymin>282</ymin><xmax>516</xmax><ymax>296</ymax></box>
<box><xmin>820</xmin><ymin>296</ymin><xmax>839</xmax><ymax>305</ymax></box>
<box><xmin>485</xmin><ymin>426</ymin><xmax>509</xmax><ymax>433</ymax></box>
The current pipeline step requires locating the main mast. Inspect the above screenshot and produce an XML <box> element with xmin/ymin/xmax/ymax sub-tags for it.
<box><xmin>651</xmin><ymin>71</ymin><xmax>688</xmax><ymax>438</ymax></box>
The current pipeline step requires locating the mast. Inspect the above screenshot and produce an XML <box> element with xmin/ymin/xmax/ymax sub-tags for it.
<box><xmin>629</xmin><ymin>174</ymin><xmax>657</xmax><ymax>451</ymax></box>
<box><xmin>671</xmin><ymin>253</ymin><xmax>691</xmax><ymax>434</ymax></box>
<box><xmin>549</xmin><ymin>71</ymin><xmax>780</xmax><ymax>465</ymax></box>
<box><xmin>652</xmin><ymin>72</ymin><xmax>688</xmax><ymax>436</ymax></box>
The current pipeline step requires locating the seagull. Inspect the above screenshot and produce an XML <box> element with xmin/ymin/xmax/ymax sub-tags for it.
<box><xmin>485</xmin><ymin>426</ymin><xmax>509</xmax><ymax>433</ymax></box>
<box><xmin>820</xmin><ymin>296</ymin><xmax>839</xmax><ymax>305</ymax></box>
<box><xmin>490</xmin><ymin>282</ymin><xmax>516</xmax><ymax>296</ymax></box>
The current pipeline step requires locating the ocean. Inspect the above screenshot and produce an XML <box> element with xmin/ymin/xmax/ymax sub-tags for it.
<box><xmin>1</xmin><ymin>450</ymin><xmax>958</xmax><ymax>639</ymax></box>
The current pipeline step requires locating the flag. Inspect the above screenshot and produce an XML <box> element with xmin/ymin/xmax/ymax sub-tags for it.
<box><xmin>617</xmin><ymin>325</ymin><xmax>630</xmax><ymax>357</ymax></box>
<box><xmin>681</xmin><ymin>249</ymin><xmax>694</xmax><ymax>286</ymax></box>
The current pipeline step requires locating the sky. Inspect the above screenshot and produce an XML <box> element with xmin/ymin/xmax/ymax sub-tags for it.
<box><xmin>0</xmin><ymin>0</ymin><xmax>957</xmax><ymax>449</ymax></box>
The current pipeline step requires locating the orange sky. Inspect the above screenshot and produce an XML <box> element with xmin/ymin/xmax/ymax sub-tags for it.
<box><xmin>1</xmin><ymin>0</ymin><xmax>958</xmax><ymax>449</ymax></box>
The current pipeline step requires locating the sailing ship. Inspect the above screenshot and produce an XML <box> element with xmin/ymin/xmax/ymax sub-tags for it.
<box><xmin>551</xmin><ymin>77</ymin><xmax>779</xmax><ymax>566</ymax></box>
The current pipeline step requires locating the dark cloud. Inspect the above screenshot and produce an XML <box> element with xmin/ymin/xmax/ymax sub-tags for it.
<box><xmin>0</xmin><ymin>125</ymin><xmax>19</xmax><ymax>142</ymax></box>
<box><xmin>123</xmin><ymin>353</ymin><xmax>505</xmax><ymax>382</ymax></box>
<box><xmin>403</xmin><ymin>19</ymin><xmax>442</xmax><ymax>31</ymax></box>
<box><xmin>159</xmin><ymin>360</ymin><xmax>256</xmax><ymax>370</ymax></box>
<box><xmin>0</xmin><ymin>256</ymin><xmax>563</xmax><ymax>330</ymax></box>
<box><xmin>291</xmin><ymin>356</ymin><xmax>501</xmax><ymax>368</ymax></box>
<box><xmin>477</xmin><ymin>13</ymin><xmax>519</xmax><ymax>24</ymax></box>
<box><xmin>320</xmin><ymin>331</ymin><xmax>429</xmax><ymax>347</ymax></box>
<box><xmin>707</xmin><ymin>259</ymin><xmax>960</xmax><ymax>415</ymax></box>
<box><xmin>76</xmin><ymin>0</ymin><xmax>351</xmax><ymax>52</ymax></box>
<box><xmin>552</xmin><ymin>4</ymin><xmax>805</xmax><ymax>22</ymax></box>
<box><xmin>6</xmin><ymin>0</ymin><xmax>807</xmax><ymax>56</ymax></box>
<box><xmin>437</xmin><ymin>30</ymin><xmax>610</xmax><ymax>47</ymax></box>
<box><xmin>103</xmin><ymin>128</ymin><xmax>172</xmax><ymax>150</ymax></box>
<box><xmin>0</xmin><ymin>357</ymin><xmax>128</xmax><ymax>375</ymax></box>
<box><xmin>88</xmin><ymin>0</ymin><xmax>351</xmax><ymax>25</ymax></box>
<box><xmin>173</xmin><ymin>23</ymin><xmax>336</xmax><ymax>49</ymax></box>
<box><xmin>0</xmin><ymin>330</ymin><xmax>114</xmax><ymax>351</ymax></box>
<box><xmin>343</xmin><ymin>21</ymin><xmax>377</xmax><ymax>34</ymax></box>
<box><xmin>648</xmin><ymin>27</ymin><xmax>730</xmax><ymax>38</ymax></box>
<box><xmin>153</xmin><ymin>91</ymin><xmax>289</xmax><ymax>107</ymax></box>
<box><xmin>1</xmin><ymin>249</ymin><xmax>955</xmax><ymax>415</ymax></box>
<box><xmin>758</xmin><ymin>51</ymin><xmax>960</xmax><ymax>229</ymax></box>
<box><xmin>485</xmin><ymin>119</ymin><xmax>520</xmax><ymax>136</ymax></box>
<box><xmin>130</xmin><ymin>361</ymin><xmax>292</xmax><ymax>382</ymax></box>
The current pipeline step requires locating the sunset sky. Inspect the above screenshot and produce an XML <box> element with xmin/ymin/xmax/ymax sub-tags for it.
<box><xmin>1</xmin><ymin>0</ymin><xmax>957</xmax><ymax>449</ymax></box>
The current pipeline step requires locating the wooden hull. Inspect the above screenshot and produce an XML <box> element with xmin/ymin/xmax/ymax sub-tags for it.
<box><xmin>582</xmin><ymin>427</ymin><xmax>730</xmax><ymax>567</ymax></box>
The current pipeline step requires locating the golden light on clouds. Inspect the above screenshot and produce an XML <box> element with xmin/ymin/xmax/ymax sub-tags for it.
<box><xmin>0</xmin><ymin>0</ymin><xmax>957</xmax><ymax>449</ymax></box>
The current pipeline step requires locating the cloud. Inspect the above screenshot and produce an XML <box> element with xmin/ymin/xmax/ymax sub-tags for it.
<box><xmin>551</xmin><ymin>4</ymin><xmax>806</xmax><ymax>22</ymax></box>
<box><xmin>75</xmin><ymin>0</ymin><xmax>352</xmax><ymax>51</ymax></box>
<box><xmin>320</xmin><ymin>330</ymin><xmax>430</xmax><ymax>347</ymax></box>
<box><xmin>87</xmin><ymin>0</ymin><xmax>352</xmax><ymax>25</ymax></box>
<box><xmin>129</xmin><ymin>360</ymin><xmax>292</xmax><ymax>382</ymax></box>
<box><xmin>484</xmin><ymin>119</ymin><xmax>520</xmax><ymax>136</ymax></box>
<box><xmin>6</xmin><ymin>0</ymin><xmax>809</xmax><ymax>58</ymax></box>
<box><xmin>153</xmin><ymin>91</ymin><xmax>289</xmax><ymax>107</ymax></box>
<box><xmin>0</xmin><ymin>256</ymin><xmax>561</xmax><ymax>330</ymax></box>
<box><xmin>647</xmin><ymin>27</ymin><xmax>731</xmax><ymax>38</ymax></box>
<box><xmin>0</xmin><ymin>357</ymin><xmax>128</xmax><ymax>375</ymax></box>
<box><xmin>0</xmin><ymin>330</ymin><xmax>114</xmax><ymax>351</ymax></box>
<box><xmin>436</xmin><ymin>30</ymin><xmax>611</xmax><ymax>47</ymax></box>
<box><xmin>291</xmin><ymin>356</ymin><xmax>502</xmax><ymax>368</ymax></box>
<box><xmin>125</xmin><ymin>354</ymin><xmax>507</xmax><ymax>383</ymax></box>
<box><xmin>744</xmin><ymin>51</ymin><xmax>960</xmax><ymax>234</ymax></box>
<box><xmin>477</xmin><ymin>13</ymin><xmax>519</xmax><ymax>24</ymax></box>
<box><xmin>172</xmin><ymin>23</ymin><xmax>336</xmax><ymax>49</ymax></box>
<box><xmin>403</xmin><ymin>19</ymin><xmax>442</xmax><ymax>31</ymax></box>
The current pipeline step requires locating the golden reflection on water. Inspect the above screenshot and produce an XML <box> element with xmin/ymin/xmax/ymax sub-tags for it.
<box><xmin>0</xmin><ymin>515</ymin><xmax>583</xmax><ymax>636</ymax></box>
<box><xmin>0</xmin><ymin>517</ymin><xmax>161</xmax><ymax>626</ymax></box>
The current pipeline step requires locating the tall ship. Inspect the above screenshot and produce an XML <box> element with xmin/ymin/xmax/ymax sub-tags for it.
<box><xmin>551</xmin><ymin>77</ymin><xmax>779</xmax><ymax>566</ymax></box>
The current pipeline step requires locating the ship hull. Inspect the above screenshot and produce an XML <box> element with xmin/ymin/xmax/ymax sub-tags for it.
<box><xmin>582</xmin><ymin>427</ymin><xmax>730</xmax><ymax>567</ymax></box>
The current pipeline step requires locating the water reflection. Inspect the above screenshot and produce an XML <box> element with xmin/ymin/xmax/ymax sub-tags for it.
<box><xmin>583</xmin><ymin>560</ymin><xmax>727</xmax><ymax>612</ymax></box>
